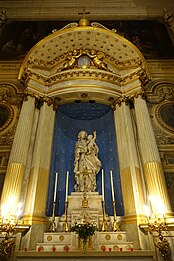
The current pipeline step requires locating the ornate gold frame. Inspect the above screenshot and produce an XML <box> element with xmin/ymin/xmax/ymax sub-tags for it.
<box><xmin>0</xmin><ymin>102</ymin><xmax>14</xmax><ymax>132</ymax></box>
<box><xmin>155</xmin><ymin>100</ymin><xmax>174</xmax><ymax>134</ymax></box>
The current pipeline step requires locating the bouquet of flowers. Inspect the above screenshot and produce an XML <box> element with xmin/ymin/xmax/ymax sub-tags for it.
<box><xmin>71</xmin><ymin>221</ymin><xmax>97</xmax><ymax>251</ymax></box>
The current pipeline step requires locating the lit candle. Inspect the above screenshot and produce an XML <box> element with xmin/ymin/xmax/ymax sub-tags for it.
<box><xmin>144</xmin><ymin>205</ymin><xmax>150</xmax><ymax>223</ymax></box>
<box><xmin>65</xmin><ymin>171</ymin><xmax>69</xmax><ymax>202</ymax></box>
<box><xmin>102</xmin><ymin>169</ymin><xmax>104</xmax><ymax>201</ymax></box>
<box><xmin>53</xmin><ymin>172</ymin><xmax>58</xmax><ymax>202</ymax></box>
<box><xmin>110</xmin><ymin>170</ymin><xmax>115</xmax><ymax>202</ymax></box>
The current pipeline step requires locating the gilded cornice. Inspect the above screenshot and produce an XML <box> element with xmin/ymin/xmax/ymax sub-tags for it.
<box><xmin>24</xmin><ymin>67</ymin><xmax>146</xmax><ymax>89</ymax></box>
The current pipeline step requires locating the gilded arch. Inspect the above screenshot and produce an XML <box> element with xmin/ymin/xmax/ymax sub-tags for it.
<box><xmin>18</xmin><ymin>19</ymin><xmax>151</xmax><ymax>104</ymax></box>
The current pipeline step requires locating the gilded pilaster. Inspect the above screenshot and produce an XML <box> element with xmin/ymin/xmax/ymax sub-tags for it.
<box><xmin>1</xmin><ymin>95</ymin><xmax>35</xmax><ymax>210</ymax></box>
<box><xmin>24</xmin><ymin>100</ymin><xmax>55</xmax><ymax>223</ymax></box>
<box><xmin>134</xmin><ymin>96</ymin><xmax>172</xmax><ymax>214</ymax></box>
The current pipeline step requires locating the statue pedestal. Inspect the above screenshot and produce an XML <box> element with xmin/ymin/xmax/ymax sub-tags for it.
<box><xmin>58</xmin><ymin>192</ymin><xmax>106</xmax><ymax>231</ymax></box>
<box><xmin>68</xmin><ymin>192</ymin><xmax>103</xmax><ymax>214</ymax></box>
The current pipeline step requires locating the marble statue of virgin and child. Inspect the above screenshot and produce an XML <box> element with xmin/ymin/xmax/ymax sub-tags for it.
<box><xmin>74</xmin><ymin>130</ymin><xmax>102</xmax><ymax>192</ymax></box>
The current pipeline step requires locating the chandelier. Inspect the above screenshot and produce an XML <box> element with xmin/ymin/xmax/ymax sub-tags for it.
<box><xmin>0</xmin><ymin>196</ymin><xmax>22</xmax><ymax>259</ymax></box>
<box><xmin>139</xmin><ymin>197</ymin><xmax>174</xmax><ymax>261</ymax></box>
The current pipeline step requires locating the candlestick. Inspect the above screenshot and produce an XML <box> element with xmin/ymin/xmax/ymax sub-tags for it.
<box><xmin>110</xmin><ymin>170</ymin><xmax>115</xmax><ymax>202</ymax></box>
<box><xmin>65</xmin><ymin>171</ymin><xmax>69</xmax><ymax>202</ymax></box>
<box><xmin>62</xmin><ymin>201</ymin><xmax>69</xmax><ymax>232</ymax></box>
<box><xmin>50</xmin><ymin>201</ymin><xmax>56</xmax><ymax>232</ymax></box>
<box><xmin>53</xmin><ymin>172</ymin><xmax>58</xmax><ymax>202</ymax></box>
<box><xmin>102</xmin><ymin>169</ymin><xmax>104</xmax><ymax>201</ymax></box>
<box><xmin>101</xmin><ymin>200</ymin><xmax>108</xmax><ymax>231</ymax></box>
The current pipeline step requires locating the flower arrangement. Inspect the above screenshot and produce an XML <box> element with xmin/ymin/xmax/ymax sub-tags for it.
<box><xmin>71</xmin><ymin>222</ymin><xmax>97</xmax><ymax>251</ymax></box>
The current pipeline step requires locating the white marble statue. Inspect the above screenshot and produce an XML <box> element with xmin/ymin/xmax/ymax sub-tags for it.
<box><xmin>74</xmin><ymin>130</ymin><xmax>101</xmax><ymax>192</ymax></box>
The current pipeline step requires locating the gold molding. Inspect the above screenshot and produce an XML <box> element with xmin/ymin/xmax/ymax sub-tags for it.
<box><xmin>24</xmin><ymin>68</ymin><xmax>143</xmax><ymax>88</ymax></box>
<box><xmin>27</xmin><ymin>80</ymin><xmax>143</xmax><ymax>100</ymax></box>
<box><xmin>16</xmin><ymin>250</ymin><xmax>155</xmax><ymax>257</ymax></box>
<box><xmin>22</xmin><ymin>215</ymin><xmax>48</xmax><ymax>225</ymax></box>
<box><xmin>121</xmin><ymin>214</ymin><xmax>147</xmax><ymax>224</ymax></box>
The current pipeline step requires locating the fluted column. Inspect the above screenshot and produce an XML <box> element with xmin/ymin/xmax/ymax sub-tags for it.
<box><xmin>134</xmin><ymin>95</ymin><xmax>171</xmax><ymax>214</ymax></box>
<box><xmin>114</xmin><ymin>100</ymin><xmax>146</xmax><ymax>218</ymax></box>
<box><xmin>24</xmin><ymin>98</ymin><xmax>55</xmax><ymax>223</ymax></box>
<box><xmin>1</xmin><ymin>95</ymin><xmax>36</xmax><ymax>212</ymax></box>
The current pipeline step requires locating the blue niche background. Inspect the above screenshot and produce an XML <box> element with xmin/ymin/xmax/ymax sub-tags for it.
<box><xmin>46</xmin><ymin>103</ymin><xmax>124</xmax><ymax>217</ymax></box>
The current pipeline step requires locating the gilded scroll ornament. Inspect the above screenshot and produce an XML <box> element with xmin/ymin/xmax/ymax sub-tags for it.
<box><xmin>146</xmin><ymin>82</ymin><xmax>174</xmax><ymax>104</ymax></box>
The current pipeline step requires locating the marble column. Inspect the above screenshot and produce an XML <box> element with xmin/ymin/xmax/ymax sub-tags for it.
<box><xmin>19</xmin><ymin>108</ymin><xmax>40</xmax><ymax>208</ymax></box>
<box><xmin>134</xmin><ymin>95</ymin><xmax>171</xmax><ymax>214</ymax></box>
<box><xmin>24</xmin><ymin>98</ymin><xmax>55</xmax><ymax>225</ymax></box>
<box><xmin>114</xmin><ymin>100</ymin><xmax>146</xmax><ymax>217</ymax></box>
<box><xmin>114</xmin><ymin>100</ymin><xmax>148</xmax><ymax>249</ymax></box>
<box><xmin>1</xmin><ymin>95</ymin><xmax>35</xmax><ymax>212</ymax></box>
